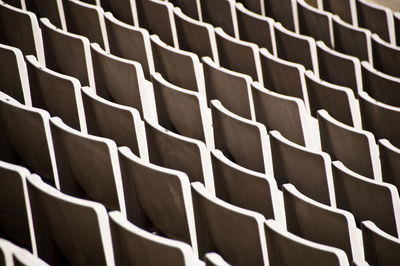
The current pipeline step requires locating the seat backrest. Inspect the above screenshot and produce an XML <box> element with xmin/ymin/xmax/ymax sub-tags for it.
<box><xmin>332</xmin><ymin>15</ymin><xmax>372</xmax><ymax>62</ymax></box>
<box><xmin>144</xmin><ymin>119</ymin><xmax>215</xmax><ymax>193</ymax></box>
<box><xmin>297</xmin><ymin>0</ymin><xmax>333</xmax><ymax>47</ymax></box>
<box><xmin>81</xmin><ymin>86</ymin><xmax>148</xmax><ymax>159</ymax></box>
<box><xmin>264</xmin><ymin>219</ymin><xmax>350</xmax><ymax>266</ymax></box>
<box><xmin>0</xmin><ymin>2</ymin><xmax>44</xmax><ymax>63</ymax></box>
<box><xmin>211</xmin><ymin>149</ymin><xmax>284</xmax><ymax>223</ymax></box>
<box><xmin>317</xmin><ymin>109</ymin><xmax>381</xmax><ymax>180</ymax></box>
<box><xmin>356</xmin><ymin>0</ymin><xmax>395</xmax><ymax>44</ymax></box>
<box><xmin>259</xmin><ymin>48</ymin><xmax>309</xmax><ymax>110</ymax></box>
<box><xmin>63</xmin><ymin>0</ymin><xmax>109</xmax><ymax>51</ymax></box>
<box><xmin>361</xmin><ymin>60</ymin><xmax>400</xmax><ymax>107</ymax></box>
<box><xmin>150</xmin><ymin>34</ymin><xmax>205</xmax><ymax>95</ymax></box>
<box><xmin>109</xmin><ymin>211</ymin><xmax>198</xmax><ymax>266</ymax></box>
<box><xmin>135</xmin><ymin>0</ymin><xmax>178</xmax><ymax>47</ymax></box>
<box><xmin>191</xmin><ymin>182</ymin><xmax>268</xmax><ymax>266</ymax></box>
<box><xmin>90</xmin><ymin>42</ymin><xmax>147</xmax><ymax>117</ymax></box>
<box><xmin>283</xmin><ymin>183</ymin><xmax>363</xmax><ymax>262</ymax></box>
<box><xmin>200</xmin><ymin>0</ymin><xmax>238</xmax><ymax>38</ymax></box>
<box><xmin>151</xmin><ymin>72</ymin><xmax>212</xmax><ymax>146</ymax></box>
<box><xmin>269</xmin><ymin>130</ymin><xmax>335</xmax><ymax>206</ymax></box>
<box><xmin>251</xmin><ymin>81</ymin><xmax>314</xmax><ymax>148</ymax></box>
<box><xmin>27</xmin><ymin>174</ymin><xmax>114</xmax><ymax>266</ymax></box>
<box><xmin>0</xmin><ymin>95</ymin><xmax>58</xmax><ymax>188</ymax></box>
<box><xmin>50</xmin><ymin>117</ymin><xmax>126</xmax><ymax>214</ymax></box>
<box><xmin>235</xmin><ymin>3</ymin><xmax>276</xmax><ymax>56</ymax></box>
<box><xmin>211</xmin><ymin>99</ymin><xmax>272</xmax><ymax>174</ymax></box>
<box><xmin>0</xmin><ymin>44</ymin><xmax>31</xmax><ymax>106</ymax></box>
<box><xmin>40</xmin><ymin>18</ymin><xmax>95</xmax><ymax>88</ymax></box>
<box><xmin>332</xmin><ymin>160</ymin><xmax>400</xmax><ymax>238</ymax></box>
<box><xmin>359</xmin><ymin>91</ymin><xmax>400</xmax><ymax>149</ymax></box>
<box><xmin>103</xmin><ymin>12</ymin><xmax>154</xmax><ymax>79</ymax></box>
<box><xmin>361</xmin><ymin>220</ymin><xmax>400</xmax><ymax>266</ymax></box>
<box><xmin>202</xmin><ymin>56</ymin><xmax>254</xmax><ymax>120</ymax></box>
<box><xmin>304</xmin><ymin>70</ymin><xmax>360</xmax><ymax>128</ymax></box>
<box><xmin>173</xmin><ymin>7</ymin><xmax>218</xmax><ymax>63</ymax></box>
<box><xmin>214</xmin><ymin>27</ymin><xmax>262</xmax><ymax>83</ymax></box>
<box><xmin>274</xmin><ymin>22</ymin><xmax>318</xmax><ymax>74</ymax></box>
<box><xmin>117</xmin><ymin>147</ymin><xmax>197</xmax><ymax>254</ymax></box>
<box><xmin>26</xmin><ymin>55</ymin><xmax>87</xmax><ymax>133</ymax></box>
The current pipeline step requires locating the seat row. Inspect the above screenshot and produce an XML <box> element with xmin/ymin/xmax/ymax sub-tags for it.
<box><xmin>1</xmin><ymin>149</ymin><xmax>399</xmax><ymax>265</ymax></box>
<box><xmin>1</xmin><ymin>79</ymin><xmax>400</xmax><ymax>264</ymax></box>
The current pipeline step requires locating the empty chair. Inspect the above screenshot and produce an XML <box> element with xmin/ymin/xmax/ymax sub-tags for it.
<box><xmin>173</xmin><ymin>7</ymin><xmax>218</xmax><ymax>63</ymax></box>
<box><xmin>274</xmin><ymin>22</ymin><xmax>318</xmax><ymax>73</ymax></box>
<box><xmin>202</xmin><ymin>57</ymin><xmax>254</xmax><ymax>120</ymax></box>
<box><xmin>379</xmin><ymin>139</ymin><xmax>400</xmax><ymax>194</ymax></box>
<box><xmin>332</xmin><ymin>161</ymin><xmax>400</xmax><ymax>237</ymax></box>
<box><xmin>283</xmin><ymin>183</ymin><xmax>363</xmax><ymax>262</ymax></box>
<box><xmin>90</xmin><ymin>43</ymin><xmax>148</xmax><ymax>118</ymax></box>
<box><xmin>25</xmin><ymin>0</ymin><xmax>66</xmax><ymax>30</ymax></box>
<box><xmin>99</xmin><ymin>0</ymin><xmax>136</xmax><ymax>25</ymax></box>
<box><xmin>317</xmin><ymin>109</ymin><xmax>381</xmax><ymax>180</ymax></box>
<box><xmin>371</xmin><ymin>33</ymin><xmax>400</xmax><ymax>79</ymax></box>
<box><xmin>0</xmin><ymin>2</ymin><xmax>44</xmax><ymax>63</ymax></box>
<box><xmin>12</xmin><ymin>248</ymin><xmax>49</xmax><ymax>266</ymax></box>
<box><xmin>259</xmin><ymin>48</ymin><xmax>309</xmax><ymax>110</ymax></box>
<box><xmin>316</xmin><ymin>41</ymin><xmax>362</xmax><ymax>96</ymax></box>
<box><xmin>361</xmin><ymin>61</ymin><xmax>400</xmax><ymax>107</ymax></box>
<box><xmin>305</xmin><ymin>70</ymin><xmax>360</xmax><ymax>128</ymax></box>
<box><xmin>62</xmin><ymin>0</ymin><xmax>109</xmax><ymax>51</ymax></box>
<box><xmin>50</xmin><ymin>117</ymin><xmax>126</xmax><ymax>214</ymax></box>
<box><xmin>269</xmin><ymin>130</ymin><xmax>335</xmax><ymax>206</ymax></box>
<box><xmin>117</xmin><ymin>147</ymin><xmax>198</xmax><ymax>253</ymax></box>
<box><xmin>264</xmin><ymin>0</ymin><xmax>297</xmax><ymax>32</ymax></box>
<box><xmin>235</xmin><ymin>3</ymin><xmax>276</xmax><ymax>55</ymax></box>
<box><xmin>211</xmin><ymin>100</ymin><xmax>272</xmax><ymax>174</ymax></box>
<box><xmin>211</xmin><ymin>149</ymin><xmax>284</xmax><ymax>223</ymax></box>
<box><xmin>321</xmin><ymin>0</ymin><xmax>357</xmax><ymax>25</ymax></box>
<box><xmin>251</xmin><ymin>82</ymin><xmax>314</xmax><ymax>148</ymax></box>
<box><xmin>40</xmin><ymin>18</ymin><xmax>95</xmax><ymax>88</ymax></box>
<box><xmin>0</xmin><ymin>44</ymin><xmax>31</xmax><ymax>105</ymax></box>
<box><xmin>135</xmin><ymin>0</ymin><xmax>177</xmax><ymax>47</ymax></box>
<box><xmin>81</xmin><ymin>86</ymin><xmax>148</xmax><ymax>159</ymax></box>
<box><xmin>168</xmin><ymin>0</ymin><xmax>201</xmax><ymax>20</ymax></box>
<box><xmin>25</xmin><ymin>55</ymin><xmax>87</xmax><ymax>133</ymax></box>
<box><xmin>356</xmin><ymin>0</ymin><xmax>395</xmax><ymax>44</ymax></box>
<box><xmin>358</xmin><ymin>91</ymin><xmax>400</xmax><ymax>148</ymax></box>
<box><xmin>0</xmin><ymin>162</ymin><xmax>33</xmax><ymax>251</ymax></box>
<box><xmin>332</xmin><ymin>15</ymin><xmax>372</xmax><ymax>63</ymax></box>
<box><xmin>27</xmin><ymin>174</ymin><xmax>114</xmax><ymax>266</ymax></box>
<box><xmin>361</xmin><ymin>220</ymin><xmax>400</xmax><ymax>266</ymax></box>
<box><xmin>191</xmin><ymin>182</ymin><xmax>268</xmax><ymax>265</ymax></box>
<box><xmin>152</xmin><ymin>73</ymin><xmax>213</xmax><ymax>146</ymax></box>
<box><xmin>0</xmin><ymin>93</ymin><xmax>58</xmax><ymax>188</ymax></box>
<box><xmin>297</xmin><ymin>0</ymin><xmax>333</xmax><ymax>47</ymax></box>
<box><xmin>214</xmin><ymin>27</ymin><xmax>262</xmax><ymax>83</ymax></box>
<box><xmin>104</xmin><ymin>12</ymin><xmax>154</xmax><ymax>80</ymax></box>
<box><xmin>144</xmin><ymin>119</ymin><xmax>214</xmax><ymax>192</ymax></box>
<box><xmin>200</xmin><ymin>0</ymin><xmax>238</xmax><ymax>38</ymax></box>
<box><xmin>109</xmin><ymin>211</ymin><xmax>199</xmax><ymax>266</ymax></box>
<box><xmin>204</xmin><ymin>253</ymin><xmax>231</xmax><ymax>266</ymax></box>
<box><xmin>151</xmin><ymin>35</ymin><xmax>205</xmax><ymax>94</ymax></box>
<box><xmin>264</xmin><ymin>219</ymin><xmax>350</xmax><ymax>266</ymax></box>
